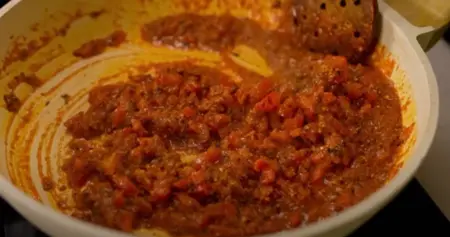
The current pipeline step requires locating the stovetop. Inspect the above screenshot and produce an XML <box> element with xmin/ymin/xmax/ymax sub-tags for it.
<box><xmin>1</xmin><ymin>179</ymin><xmax>449</xmax><ymax>237</ymax></box>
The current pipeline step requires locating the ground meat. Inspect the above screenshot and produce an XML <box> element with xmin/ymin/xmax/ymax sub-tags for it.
<box><xmin>42</xmin><ymin>176</ymin><xmax>55</xmax><ymax>191</ymax></box>
<box><xmin>73</xmin><ymin>30</ymin><xmax>127</xmax><ymax>58</ymax></box>
<box><xmin>64</xmin><ymin>12</ymin><xmax>403</xmax><ymax>237</ymax></box>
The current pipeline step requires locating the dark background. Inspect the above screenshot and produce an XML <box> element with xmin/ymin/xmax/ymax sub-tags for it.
<box><xmin>0</xmin><ymin>0</ymin><xmax>449</xmax><ymax>236</ymax></box>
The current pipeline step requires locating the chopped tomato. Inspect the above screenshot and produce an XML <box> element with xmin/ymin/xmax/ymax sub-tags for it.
<box><xmin>254</xmin><ymin>78</ymin><xmax>274</xmax><ymax>100</ymax></box>
<box><xmin>204</xmin><ymin>147</ymin><xmax>222</xmax><ymax>163</ymax></box>
<box><xmin>131</xmin><ymin>119</ymin><xmax>147</xmax><ymax>136</ymax></box>
<box><xmin>298</xmin><ymin>95</ymin><xmax>315</xmax><ymax>121</ymax></box>
<box><xmin>310</xmin><ymin>151</ymin><xmax>325</xmax><ymax>164</ymax></box>
<box><xmin>278</xmin><ymin>97</ymin><xmax>296</xmax><ymax>118</ymax></box>
<box><xmin>182</xmin><ymin>107</ymin><xmax>196</xmax><ymax>118</ymax></box>
<box><xmin>173</xmin><ymin>179</ymin><xmax>190</xmax><ymax>190</ymax></box>
<box><xmin>325</xmin><ymin>55</ymin><xmax>348</xmax><ymax>83</ymax></box>
<box><xmin>103</xmin><ymin>154</ymin><xmax>120</xmax><ymax>176</ymax></box>
<box><xmin>254</xmin><ymin>158</ymin><xmax>270</xmax><ymax>172</ymax></box>
<box><xmin>113</xmin><ymin>175</ymin><xmax>138</xmax><ymax>196</ymax></box>
<box><xmin>156</xmin><ymin>73</ymin><xmax>182</xmax><ymax>86</ymax></box>
<box><xmin>73</xmin><ymin>157</ymin><xmax>87</xmax><ymax>171</ymax></box>
<box><xmin>322</xmin><ymin>92</ymin><xmax>336</xmax><ymax>105</ymax></box>
<box><xmin>337</xmin><ymin>96</ymin><xmax>351</xmax><ymax>113</ymax></box>
<box><xmin>344</xmin><ymin>82</ymin><xmax>364</xmax><ymax>99</ymax></box>
<box><xmin>311</xmin><ymin>162</ymin><xmax>331</xmax><ymax>183</ymax></box>
<box><xmin>195</xmin><ymin>183</ymin><xmax>212</xmax><ymax>197</ymax></box>
<box><xmin>365</xmin><ymin>89</ymin><xmax>378</xmax><ymax>102</ymax></box>
<box><xmin>112</xmin><ymin>105</ymin><xmax>126</xmax><ymax>127</ymax></box>
<box><xmin>283</xmin><ymin>115</ymin><xmax>304</xmax><ymax>130</ymax></box>
<box><xmin>183</xmin><ymin>81</ymin><xmax>201</xmax><ymax>94</ymax></box>
<box><xmin>191</xmin><ymin>170</ymin><xmax>206</xmax><ymax>184</ymax></box>
<box><xmin>113</xmin><ymin>191</ymin><xmax>126</xmax><ymax>208</ymax></box>
<box><xmin>289</xmin><ymin>212</ymin><xmax>303</xmax><ymax>228</ymax></box>
<box><xmin>176</xmin><ymin>193</ymin><xmax>200</xmax><ymax>208</ymax></box>
<box><xmin>255</xmin><ymin>92</ymin><xmax>281</xmax><ymax>112</ymax></box>
<box><xmin>151</xmin><ymin>180</ymin><xmax>172</xmax><ymax>201</ymax></box>
<box><xmin>117</xmin><ymin>211</ymin><xmax>134</xmax><ymax>232</ymax></box>
<box><xmin>335</xmin><ymin>191</ymin><xmax>353</xmax><ymax>208</ymax></box>
<box><xmin>359</xmin><ymin>103</ymin><xmax>372</xmax><ymax>115</ymax></box>
<box><xmin>289</xmin><ymin>128</ymin><xmax>302</xmax><ymax>138</ymax></box>
<box><xmin>261</xmin><ymin>169</ymin><xmax>276</xmax><ymax>184</ymax></box>
<box><xmin>206</xmin><ymin>114</ymin><xmax>231</xmax><ymax>130</ymax></box>
<box><xmin>269</xmin><ymin>130</ymin><xmax>291</xmax><ymax>143</ymax></box>
<box><xmin>71</xmin><ymin>173</ymin><xmax>90</xmax><ymax>188</ymax></box>
<box><xmin>226</xmin><ymin>132</ymin><xmax>240</xmax><ymax>149</ymax></box>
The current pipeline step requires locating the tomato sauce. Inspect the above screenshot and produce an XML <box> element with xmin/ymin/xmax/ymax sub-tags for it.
<box><xmin>63</xmin><ymin>12</ymin><xmax>403</xmax><ymax>237</ymax></box>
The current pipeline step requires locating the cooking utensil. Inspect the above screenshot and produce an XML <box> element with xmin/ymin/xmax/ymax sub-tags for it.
<box><xmin>0</xmin><ymin>0</ymin><xmax>440</xmax><ymax>237</ymax></box>
<box><xmin>289</xmin><ymin>0</ymin><xmax>376</xmax><ymax>62</ymax></box>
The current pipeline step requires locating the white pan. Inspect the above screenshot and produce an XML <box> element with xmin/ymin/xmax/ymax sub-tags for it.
<box><xmin>0</xmin><ymin>0</ymin><xmax>440</xmax><ymax>237</ymax></box>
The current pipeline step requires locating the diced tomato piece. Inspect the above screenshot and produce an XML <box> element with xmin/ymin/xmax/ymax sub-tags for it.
<box><xmin>325</xmin><ymin>55</ymin><xmax>348</xmax><ymax>83</ymax></box>
<box><xmin>261</xmin><ymin>169</ymin><xmax>276</xmax><ymax>184</ymax></box>
<box><xmin>365</xmin><ymin>90</ymin><xmax>378</xmax><ymax>102</ymax></box>
<box><xmin>322</xmin><ymin>92</ymin><xmax>337</xmax><ymax>105</ymax></box>
<box><xmin>235</xmin><ymin>87</ymin><xmax>250</xmax><ymax>105</ymax></box>
<box><xmin>183</xmin><ymin>81</ymin><xmax>201</xmax><ymax>93</ymax></box>
<box><xmin>289</xmin><ymin>128</ymin><xmax>302</xmax><ymax>138</ymax></box>
<box><xmin>156</xmin><ymin>73</ymin><xmax>182</xmax><ymax>86</ymax></box>
<box><xmin>359</xmin><ymin>103</ymin><xmax>372</xmax><ymax>115</ymax></box>
<box><xmin>195</xmin><ymin>183</ymin><xmax>212</xmax><ymax>197</ymax></box>
<box><xmin>113</xmin><ymin>191</ymin><xmax>126</xmax><ymax>208</ymax></box>
<box><xmin>113</xmin><ymin>175</ymin><xmax>138</xmax><ymax>196</ymax></box>
<box><xmin>289</xmin><ymin>212</ymin><xmax>303</xmax><ymax>228</ymax></box>
<box><xmin>190</xmin><ymin>170</ymin><xmax>206</xmax><ymax>184</ymax></box>
<box><xmin>130</xmin><ymin>147</ymin><xmax>144</xmax><ymax>164</ymax></box>
<box><xmin>337</xmin><ymin>96</ymin><xmax>351</xmax><ymax>113</ymax></box>
<box><xmin>176</xmin><ymin>193</ymin><xmax>201</xmax><ymax>208</ymax></box>
<box><xmin>73</xmin><ymin>157</ymin><xmax>87</xmax><ymax>171</ymax></box>
<box><xmin>117</xmin><ymin>211</ymin><xmax>134</xmax><ymax>232</ymax></box>
<box><xmin>278</xmin><ymin>97</ymin><xmax>296</xmax><ymax>118</ymax></box>
<box><xmin>206</xmin><ymin>114</ymin><xmax>231</xmax><ymax>130</ymax></box>
<box><xmin>298</xmin><ymin>95</ymin><xmax>315</xmax><ymax>121</ymax></box>
<box><xmin>283</xmin><ymin>115</ymin><xmax>304</xmax><ymax>130</ymax></box>
<box><xmin>131</xmin><ymin>119</ymin><xmax>147</xmax><ymax>136</ymax></box>
<box><xmin>255</xmin><ymin>92</ymin><xmax>281</xmax><ymax>112</ymax></box>
<box><xmin>254</xmin><ymin>158</ymin><xmax>270</xmax><ymax>172</ymax></box>
<box><xmin>72</xmin><ymin>173</ymin><xmax>90</xmax><ymax>188</ymax></box>
<box><xmin>112</xmin><ymin>105</ymin><xmax>126</xmax><ymax>127</ymax></box>
<box><xmin>310</xmin><ymin>151</ymin><xmax>325</xmax><ymax>164</ymax></box>
<box><xmin>182</xmin><ymin>107</ymin><xmax>196</xmax><ymax>118</ymax></box>
<box><xmin>103</xmin><ymin>154</ymin><xmax>120</xmax><ymax>176</ymax></box>
<box><xmin>198</xmin><ymin>214</ymin><xmax>212</xmax><ymax>228</ymax></box>
<box><xmin>269</xmin><ymin>130</ymin><xmax>291</xmax><ymax>143</ymax></box>
<box><xmin>151</xmin><ymin>180</ymin><xmax>172</xmax><ymax>201</ymax></box>
<box><xmin>344</xmin><ymin>82</ymin><xmax>364</xmax><ymax>99</ymax></box>
<box><xmin>291</xmin><ymin>149</ymin><xmax>308</xmax><ymax>164</ymax></box>
<box><xmin>226</xmin><ymin>132</ymin><xmax>240</xmax><ymax>149</ymax></box>
<box><xmin>336</xmin><ymin>191</ymin><xmax>353</xmax><ymax>208</ymax></box>
<box><xmin>173</xmin><ymin>179</ymin><xmax>190</xmax><ymax>190</ymax></box>
<box><xmin>310</xmin><ymin>162</ymin><xmax>331</xmax><ymax>183</ymax></box>
<box><xmin>204</xmin><ymin>147</ymin><xmax>221</xmax><ymax>163</ymax></box>
<box><xmin>255</xmin><ymin>78</ymin><xmax>274</xmax><ymax>99</ymax></box>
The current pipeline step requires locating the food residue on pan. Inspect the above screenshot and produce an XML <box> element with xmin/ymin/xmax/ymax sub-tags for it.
<box><xmin>4</xmin><ymin>92</ymin><xmax>21</xmax><ymax>112</ymax></box>
<box><xmin>72</xmin><ymin>30</ymin><xmax>127</xmax><ymax>59</ymax></box>
<box><xmin>61</xmin><ymin>94</ymin><xmax>71</xmax><ymax>104</ymax></box>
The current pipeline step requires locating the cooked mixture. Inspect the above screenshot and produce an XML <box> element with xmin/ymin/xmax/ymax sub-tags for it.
<box><xmin>63</xmin><ymin>11</ymin><xmax>403</xmax><ymax>237</ymax></box>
